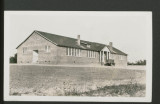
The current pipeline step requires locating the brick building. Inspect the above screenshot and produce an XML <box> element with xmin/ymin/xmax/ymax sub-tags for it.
<box><xmin>16</xmin><ymin>30</ymin><xmax>128</xmax><ymax>66</ymax></box>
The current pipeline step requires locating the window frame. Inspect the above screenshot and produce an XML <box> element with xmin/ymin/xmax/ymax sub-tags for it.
<box><xmin>87</xmin><ymin>50</ymin><xmax>96</xmax><ymax>58</ymax></box>
<box><xmin>45</xmin><ymin>45</ymin><xmax>50</xmax><ymax>53</ymax></box>
<box><xmin>23</xmin><ymin>47</ymin><xmax>27</xmax><ymax>54</ymax></box>
<box><xmin>119</xmin><ymin>55</ymin><xmax>123</xmax><ymax>60</ymax></box>
<box><xmin>87</xmin><ymin>44</ymin><xmax>90</xmax><ymax>48</ymax></box>
<box><xmin>66</xmin><ymin>47</ymin><xmax>81</xmax><ymax>57</ymax></box>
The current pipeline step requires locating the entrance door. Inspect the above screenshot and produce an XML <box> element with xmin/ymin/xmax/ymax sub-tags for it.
<box><xmin>32</xmin><ymin>50</ymin><xmax>38</xmax><ymax>63</ymax></box>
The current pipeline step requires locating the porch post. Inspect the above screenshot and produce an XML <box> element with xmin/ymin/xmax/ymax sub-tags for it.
<box><xmin>108</xmin><ymin>52</ymin><xmax>109</xmax><ymax>60</ymax></box>
<box><xmin>106</xmin><ymin>51</ymin><xmax>108</xmax><ymax>60</ymax></box>
<box><xmin>100</xmin><ymin>51</ymin><xmax>101</xmax><ymax>62</ymax></box>
<box><xmin>102</xmin><ymin>51</ymin><xmax>104</xmax><ymax>63</ymax></box>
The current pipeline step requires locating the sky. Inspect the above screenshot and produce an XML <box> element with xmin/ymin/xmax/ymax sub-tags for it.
<box><xmin>5</xmin><ymin>11</ymin><xmax>152</xmax><ymax>62</ymax></box>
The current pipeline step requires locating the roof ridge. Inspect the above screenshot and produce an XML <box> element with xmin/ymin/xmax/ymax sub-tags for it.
<box><xmin>36</xmin><ymin>30</ymin><xmax>77</xmax><ymax>41</ymax></box>
<box><xmin>36</xmin><ymin>30</ymin><xmax>106</xmax><ymax>46</ymax></box>
<box><xmin>16</xmin><ymin>30</ymin><xmax>127</xmax><ymax>56</ymax></box>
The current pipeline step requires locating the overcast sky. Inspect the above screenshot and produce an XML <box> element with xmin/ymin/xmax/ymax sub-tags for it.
<box><xmin>5</xmin><ymin>11</ymin><xmax>152</xmax><ymax>62</ymax></box>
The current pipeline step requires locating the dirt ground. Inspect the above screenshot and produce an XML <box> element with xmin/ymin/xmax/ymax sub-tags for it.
<box><xmin>9</xmin><ymin>65</ymin><xmax>146</xmax><ymax>97</ymax></box>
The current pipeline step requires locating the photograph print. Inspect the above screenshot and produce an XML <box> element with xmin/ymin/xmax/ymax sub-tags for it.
<box><xmin>4</xmin><ymin>11</ymin><xmax>152</xmax><ymax>102</ymax></box>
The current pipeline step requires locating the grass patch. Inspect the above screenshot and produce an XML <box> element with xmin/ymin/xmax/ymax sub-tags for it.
<box><xmin>12</xmin><ymin>92</ymin><xmax>21</xmax><ymax>96</ymax></box>
<box><xmin>65</xmin><ymin>83</ymin><xmax>145</xmax><ymax>97</ymax></box>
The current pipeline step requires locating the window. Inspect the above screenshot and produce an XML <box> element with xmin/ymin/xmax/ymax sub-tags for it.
<box><xmin>87</xmin><ymin>51</ymin><xmax>89</xmax><ymax>57</ymax></box>
<box><xmin>87</xmin><ymin>44</ymin><xmax>90</xmax><ymax>48</ymax></box>
<box><xmin>74</xmin><ymin>48</ymin><xmax>76</xmax><ymax>56</ymax></box>
<box><xmin>87</xmin><ymin>50</ymin><xmax>96</xmax><ymax>58</ymax></box>
<box><xmin>89</xmin><ymin>51</ymin><xmax>91</xmax><ymax>57</ymax></box>
<box><xmin>66</xmin><ymin>47</ymin><xmax>81</xmax><ymax>57</ymax></box>
<box><xmin>93</xmin><ymin>51</ymin><xmax>95</xmax><ymax>58</ymax></box>
<box><xmin>87</xmin><ymin>51</ymin><xmax>90</xmax><ymax>57</ymax></box>
<box><xmin>71</xmin><ymin>48</ymin><xmax>72</xmax><ymax>55</ymax></box>
<box><xmin>45</xmin><ymin>45</ymin><xmax>50</xmax><ymax>52</ymax></box>
<box><xmin>72</xmin><ymin>48</ymin><xmax>75</xmax><ymax>56</ymax></box>
<box><xmin>91</xmin><ymin>51</ymin><xmax>93</xmax><ymax>58</ymax></box>
<box><xmin>92</xmin><ymin>51</ymin><xmax>94</xmax><ymax>58</ymax></box>
<box><xmin>69</xmin><ymin>48</ymin><xmax>71</xmax><ymax>56</ymax></box>
<box><xmin>76</xmin><ymin>49</ymin><xmax>78</xmax><ymax>56</ymax></box>
<box><xmin>23</xmin><ymin>47</ymin><xmax>27</xmax><ymax>54</ymax></box>
<box><xmin>75</xmin><ymin>49</ymin><xmax>81</xmax><ymax>57</ymax></box>
<box><xmin>119</xmin><ymin>55</ymin><xmax>123</xmax><ymax>60</ymax></box>
<box><xmin>66</xmin><ymin>48</ymin><xmax>68</xmax><ymax>55</ymax></box>
<box><xmin>79</xmin><ymin>49</ymin><xmax>81</xmax><ymax>57</ymax></box>
<box><xmin>77</xmin><ymin>49</ymin><xmax>80</xmax><ymax>57</ymax></box>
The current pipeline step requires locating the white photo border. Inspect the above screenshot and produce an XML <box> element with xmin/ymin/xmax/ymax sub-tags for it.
<box><xmin>4</xmin><ymin>11</ymin><xmax>152</xmax><ymax>102</ymax></box>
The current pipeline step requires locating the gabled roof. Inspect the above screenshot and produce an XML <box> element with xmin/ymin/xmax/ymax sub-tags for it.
<box><xmin>17</xmin><ymin>30</ymin><xmax>127</xmax><ymax>56</ymax></box>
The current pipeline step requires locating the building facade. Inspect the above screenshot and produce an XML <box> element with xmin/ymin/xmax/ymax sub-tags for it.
<box><xmin>16</xmin><ymin>30</ymin><xmax>128</xmax><ymax>66</ymax></box>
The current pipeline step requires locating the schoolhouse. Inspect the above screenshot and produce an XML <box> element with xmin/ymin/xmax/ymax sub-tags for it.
<box><xmin>16</xmin><ymin>30</ymin><xmax>127</xmax><ymax>66</ymax></box>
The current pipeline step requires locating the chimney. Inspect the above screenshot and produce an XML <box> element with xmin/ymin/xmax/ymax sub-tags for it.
<box><xmin>77</xmin><ymin>35</ymin><xmax>80</xmax><ymax>45</ymax></box>
<box><xmin>109</xmin><ymin>42</ymin><xmax>113</xmax><ymax>50</ymax></box>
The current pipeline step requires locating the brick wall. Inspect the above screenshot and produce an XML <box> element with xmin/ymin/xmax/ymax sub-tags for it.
<box><xmin>56</xmin><ymin>46</ymin><xmax>100</xmax><ymax>65</ymax></box>
<box><xmin>17</xmin><ymin>32</ymin><xmax>58</xmax><ymax>64</ymax></box>
<box><xmin>111</xmin><ymin>54</ymin><xmax>127</xmax><ymax>67</ymax></box>
<box><xmin>17</xmin><ymin>32</ymin><xmax>127</xmax><ymax>66</ymax></box>
<box><xmin>17</xmin><ymin>32</ymin><xmax>101</xmax><ymax>65</ymax></box>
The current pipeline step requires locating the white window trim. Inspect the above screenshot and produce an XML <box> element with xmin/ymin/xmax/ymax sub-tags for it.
<box><xmin>66</xmin><ymin>48</ymin><xmax>81</xmax><ymax>57</ymax></box>
<box><xmin>71</xmin><ymin>48</ymin><xmax>72</xmax><ymax>56</ymax></box>
<box><xmin>73</xmin><ymin>48</ymin><xmax>75</xmax><ymax>56</ymax></box>
<box><xmin>68</xmin><ymin>48</ymin><xmax>69</xmax><ymax>56</ymax></box>
<box><xmin>87</xmin><ymin>50</ymin><xmax>96</xmax><ymax>58</ymax></box>
<box><xmin>76</xmin><ymin>49</ymin><xmax>78</xmax><ymax>57</ymax></box>
<box><xmin>74</xmin><ymin>48</ymin><xmax>75</xmax><ymax>56</ymax></box>
<box><xmin>92</xmin><ymin>51</ymin><xmax>94</xmax><ymax>58</ymax></box>
<box><xmin>45</xmin><ymin>45</ymin><xmax>50</xmax><ymax>53</ymax></box>
<box><xmin>91</xmin><ymin>51</ymin><xmax>92</xmax><ymax>58</ymax></box>
<box><xmin>68</xmin><ymin>48</ymin><xmax>70</xmax><ymax>56</ymax></box>
<box><xmin>79</xmin><ymin>49</ymin><xmax>81</xmax><ymax>57</ymax></box>
<box><xmin>87</xmin><ymin>51</ymin><xmax>89</xmax><ymax>57</ymax></box>
<box><xmin>69</xmin><ymin>48</ymin><xmax>72</xmax><ymax>56</ymax></box>
<box><xmin>93</xmin><ymin>51</ymin><xmax>94</xmax><ymax>58</ymax></box>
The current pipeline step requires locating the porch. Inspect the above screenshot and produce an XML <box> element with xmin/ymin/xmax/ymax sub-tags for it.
<box><xmin>99</xmin><ymin>51</ymin><xmax>115</xmax><ymax>66</ymax></box>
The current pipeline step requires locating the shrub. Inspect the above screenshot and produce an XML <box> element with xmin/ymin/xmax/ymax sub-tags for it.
<box><xmin>10</xmin><ymin>53</ymin><xmax>17</xmax><ymax>63</ymax></box>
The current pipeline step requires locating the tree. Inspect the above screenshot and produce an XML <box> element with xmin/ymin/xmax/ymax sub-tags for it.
<box><xmin>128</xmin><ymin>59</ymin><xmax>146</xmax><ymax>65</ymax></box>
<box><xmin>10</xmin><ymin>53</ymin><xmax>17</xmax><ymax>63</ymax></box>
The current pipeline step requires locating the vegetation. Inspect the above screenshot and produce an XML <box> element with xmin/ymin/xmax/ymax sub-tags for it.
<box><xmin>128</xmin><ymin>60</ymin><xmax>146</xmax><ymax>65</ymax></box>
<box><xmin>10</xmin><ymin>53</ymin><xmax>17</xmax><ymax>63</ymax></box>
<box><xmin>65</xmin><ymin>83</ymin><xmax>145</xmax><ymax>97</ymax></box>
